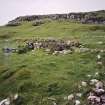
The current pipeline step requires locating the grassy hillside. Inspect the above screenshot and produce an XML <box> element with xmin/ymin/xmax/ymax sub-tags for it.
<box><xmin>0</xmin><ymin>20</ymin><xmax>105</xmax><ymax>105</ymax></box>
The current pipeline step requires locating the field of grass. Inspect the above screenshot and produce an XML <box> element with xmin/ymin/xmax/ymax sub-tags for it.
<box><xmin>0</xmin><ymin>20</ymin><xmax>105</xmax><ymax>105</ymax></box>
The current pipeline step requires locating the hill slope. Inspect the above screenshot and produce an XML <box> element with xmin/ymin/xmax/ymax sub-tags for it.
<box><xmin>0</xmin><ymin>11</ymin><xmax>105</xmax><ymax>105</ymax></box>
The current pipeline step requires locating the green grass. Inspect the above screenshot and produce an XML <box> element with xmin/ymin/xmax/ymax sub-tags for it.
<box><xmin>0</xmin><ymin>20</ymin><xmax>105</xmax><ymax>105</ymax></box>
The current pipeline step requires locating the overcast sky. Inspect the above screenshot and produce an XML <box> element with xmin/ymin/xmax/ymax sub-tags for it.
<box><xmin>0</xmin><ymin>0</ymin><xmax>105</xmax><ymax>25</ymax></box>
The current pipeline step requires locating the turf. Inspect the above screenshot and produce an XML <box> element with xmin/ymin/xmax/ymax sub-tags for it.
<box><xmin>0</xmin><ymin>20</ymin><xmax>105</xmax><ymax>105</ymax></box>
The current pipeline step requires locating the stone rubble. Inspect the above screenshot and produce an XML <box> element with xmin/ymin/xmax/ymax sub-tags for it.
<box><xmin>0</xmin><ymin>94</ymin><xmax>19</xmax><ymax>105</ymax></box>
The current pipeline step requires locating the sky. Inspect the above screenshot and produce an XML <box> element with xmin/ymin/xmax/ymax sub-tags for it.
<box><xmin>0</xmin><ymin>0</ymin><xmax>105</xmax><ymax>25</ymax></box>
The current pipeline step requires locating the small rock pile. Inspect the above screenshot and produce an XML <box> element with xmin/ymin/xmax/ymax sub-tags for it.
<box><xmin>0</xmin><ymin>94</ymin><xmax>19</xmax><ymax>105</ymax></box>
<box><xmin>64</xmin><ymin>75</ymin><xmax>105</xmax><ymax>105</ymax></box>
<box><xmin>87</xmin><ymin>80</ymin><xmax>105</xmax><ymax>105</ymax></box>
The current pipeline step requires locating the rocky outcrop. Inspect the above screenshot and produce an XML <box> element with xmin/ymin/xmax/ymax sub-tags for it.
<box><xmin>32</xmin><ymin>20</ymin><xmax>44</xmax><ymax>26</ymax></box>
<box><xmin>6</xmin><ymin>21</ymin><xmax>21</xmax><ymax>26</ymax></box>
<box><xmin>7</xmin><ymin>10</ymin><xmax>105</xmax><ymax>25</ymax></box>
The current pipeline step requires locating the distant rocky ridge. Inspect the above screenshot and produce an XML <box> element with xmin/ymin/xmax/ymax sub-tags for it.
<box><xmin>7</xmin><ymin>10</ymin><xmax>105</xmax><ymax>26</ymax></box>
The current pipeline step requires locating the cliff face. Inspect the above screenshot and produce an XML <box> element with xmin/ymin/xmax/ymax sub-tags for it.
<box><xmin>8</xmin><ymin>10</ymin><xmax>105</xmax><ymax>25</ymax></box>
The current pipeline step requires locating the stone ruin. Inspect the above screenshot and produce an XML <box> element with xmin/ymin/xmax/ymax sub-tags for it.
<box><xmin>2</xmin><ymin>38</ymin><xmax>81</xmax><ymax>55</ymax></box>
<box><xmin>25</xmin><ymin>38</ymin><xmax>81</xmax><ymax>55</ymax></box>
